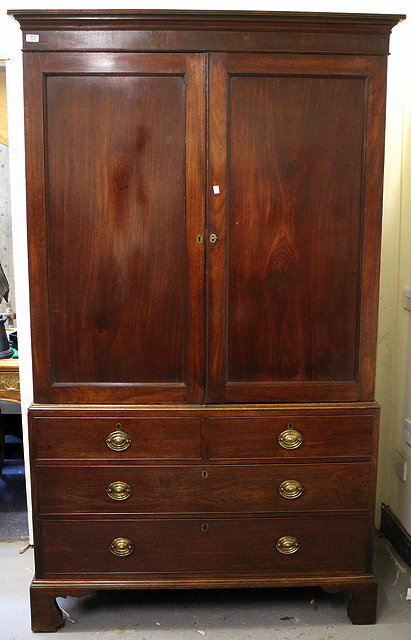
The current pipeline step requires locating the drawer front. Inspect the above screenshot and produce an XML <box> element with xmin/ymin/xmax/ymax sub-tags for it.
<box><xmin>38</xmin><ymin>516</ymin><xmax>370</xmax><ymax>576</ymax></box>
<box><xmin>209</xmin><ymin>415</ymin><xmax>374</xmax><ymax>460</ymax></box>
<box><xmin>32</xmin><ymin>417</ymin><xmax>202</xmax><ymax>460</ymax></box>
<box><xmin>36</xmin><ymin>462</ymin><xmax>371</xmax><ymax>514</ymax></box>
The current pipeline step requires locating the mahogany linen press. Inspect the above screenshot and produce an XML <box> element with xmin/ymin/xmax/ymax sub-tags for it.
<box><xmin>9</xmin><ymin>9</ymin><xmax>404</xmax><ymax>631</ymax></box>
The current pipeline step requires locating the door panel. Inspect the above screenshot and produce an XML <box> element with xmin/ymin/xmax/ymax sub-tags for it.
<box><xmin>24</xmin><ymin>53</ymin><xmax>205</xmax><ymax>403</ymax></box>
<box><xmin>228</xmin><ymin>74</ymin><xmax>363</xmax><ymax>383</ymax></box>
<box><xmin>207</xmin><ymin>53</ymin><xmax>386</xmax><ymax>403</ymax></box>
<box><xmin>25</xmin><ymin>51</ymin><xmax>386</xmax><ymax>405</ymax></box>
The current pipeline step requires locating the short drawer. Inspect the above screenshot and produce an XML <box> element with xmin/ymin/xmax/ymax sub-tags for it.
<box><xmin>31</xmin><ymin>417</ymin><xmax>202</xmax><ymax>460</ymax></box>
<box><xmin>36</xmin><ymin>462</ymin><xmax>371</xmax><ymax>514</ymax></box>
<box><xmin>37</xmin><ymin>516</ymin><xmax>370</xmax><ymax>576</ymax></box>
<box><xmin>208</xmin><ymin>415</ymin><xmax>374</xmax><ymax>460</ymax></box>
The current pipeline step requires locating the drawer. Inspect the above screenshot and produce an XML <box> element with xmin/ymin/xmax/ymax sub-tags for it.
<box><xmin>209</xmin><ymin>415</ymin><xmax>374</xmax><ymax>460</ymax></box>
<box><xmin>31</xmin><ymin>417</ymin><xmax>202</xmax><ymax>460</ymax></box>
<box><xmin>36</xmin><ymin>462</ymin><xmax>371</xmax><ymax>514</ymax></box>
<box><xmin>38</xmin><ymin>516</ymin><xmax>370</xmax><ymax>576</ymax></box>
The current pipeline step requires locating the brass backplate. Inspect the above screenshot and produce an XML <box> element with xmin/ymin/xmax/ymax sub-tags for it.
<box><xmin>278</xmin><ymin>479</ymin><xmax>304</xmax><ymax>500</ymax></box>
<box><xmin>276</xmin><ymin>536</ymin><xmax>300</xmax><ymax>555</ymax></box>
<box><xmin>107</xmin><ymin>481</ymin><xmax>132</xmax><ymax>501</ymax></box>
<box><xmin>278</xmin><ymin>427</ymin><xmax>303</xmax><ymax>450</ymax></box>
<box><xmin>105</xmin><ymin>428</ymin><xmax>132</xmax><ymax>452</ymax></box>
<box><xmin>109</xmin><ymin>537</ymin><xmax>134</xmax><ymax>557</ymax></box>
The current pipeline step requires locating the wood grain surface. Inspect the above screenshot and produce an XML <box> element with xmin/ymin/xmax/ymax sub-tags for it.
<box><xmin>37</xmin><ymin>515</ymin><xmax>370</xmax><ymax>576</ymax></box>
<box><xmin>23</xmin><ymin>52</ymin><xmax>205</xmax><ymax>404</ymax></box>
<box><xmin>36</xmin><ymin>462</ymin><xmax>371</xmax><ymax>514</ymax></box>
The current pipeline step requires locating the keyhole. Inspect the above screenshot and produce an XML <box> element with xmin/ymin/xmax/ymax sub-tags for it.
<box><xmin>201</xmin><ymin>470</ymin><xmax>208</xmax><ymax>479</ymax></box>
<box><xmin>201</xmin><ymin>523</ymin><xmax>210</xmax><ymax>533</ymax></box>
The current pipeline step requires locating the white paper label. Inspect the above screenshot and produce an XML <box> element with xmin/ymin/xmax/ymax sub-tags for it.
<box><xmin>26</xmin><ymin>34</ymin><xmax>40</xmax><ymax>43</ymax></box>
<box><xmin>213</xmin><ymin>185</ymin><xmax>220</xmax><ymax>195</ymax></box>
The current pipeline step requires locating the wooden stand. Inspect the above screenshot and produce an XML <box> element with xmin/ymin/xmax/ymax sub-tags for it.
<box><xmin>30</xmin><ymin>576</ymin><xmax>378</xmax><ymax>632</ymax></box>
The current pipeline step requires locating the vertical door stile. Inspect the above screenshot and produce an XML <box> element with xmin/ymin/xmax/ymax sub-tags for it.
<box><xmin>207</xmin><ymin>53</ymin><xmax>228</xmax><ymax>403</ymax></box>
<box><xmin>356</xmin><ymin>56</ymin><xmax>388</xmax><ymax>401</ymax></box>
<box><xmin>185</xmin><ymin>53</ymin><xmax>207</xmax><ymax>404</ymax></box>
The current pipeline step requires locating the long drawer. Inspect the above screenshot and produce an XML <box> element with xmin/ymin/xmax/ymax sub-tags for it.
<box><xmin>36</xmin><ymin>462</ymin><xmax>371</xmax><ymax>514</ymax></box>
<box><xmin>37</xmin><ymin>516</ymin><xmax>370</xmax><ymax>576</ymax></box>
<box><xmin>31</xmin><ymin>416</ymin><xmax>202</xmax><ymax>460</ymax></box>
<box><xmin>31</xmin><ymin>412</ymin><xmax>375</xmax><ymax>462</ymax></box>
<box><xmin>208</xmin><ymin>415</ymin><xmax>374</xmax><ymax>460</ymax></box>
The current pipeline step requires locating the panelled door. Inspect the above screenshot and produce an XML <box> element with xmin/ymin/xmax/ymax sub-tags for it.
<box><xmin>24</xmin><ymin>52</ymin><xmax>206</xmax><ymax>404</ymax></box>
<box><xmin>206</xmin><ymin>53</ymin><xmax>386</xmax><ymax>403</ymax></box>
<box><xmin>26</xmin><ymin>51</ymin><xmax>386</xmax><ymax>405</ymax></box>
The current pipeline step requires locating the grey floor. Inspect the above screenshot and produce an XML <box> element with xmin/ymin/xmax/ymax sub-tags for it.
<box><xmin>0</xmin><ymin>435</ymin><xmax>29</xmax><ymax>541</ymax></box>
<box><xmin>0</xmin><ymin>437</ymin><xmax>410</xmax><ymax>639</ymax></box>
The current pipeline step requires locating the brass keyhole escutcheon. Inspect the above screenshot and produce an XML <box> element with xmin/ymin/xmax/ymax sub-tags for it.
<box><xmin>209</xmin><ymin>233</ymin><xmax>218</xmax><ymax>244</ymax></box>
<box><xmin>196</xmin><ymin>235</ymin><xmax>203</xmax><ymax>244</ymax></box>
<box><xmin>107</xmin><ymin>481</ymin><xmax>133</xmax><ymax>501</ymax></box>
<box><xmin>201</xmin><ymin>470</ymin><xmax>208</xmax><ymax>479</ymax></box>
<box><xmin>106</xmin><ymin>425</ymin><xmax>132</xmax><ymax>452</ymax></box>
<box><xmin>201</xmin><ymin>523</ymin><xmax>210</xmax><ymax>533</ymax></box>
<box><xmin>278</xmin><ymin>424</ymin><xmax>303</xmax><ymax>450</ymax></box>
<box><xmin>276</xmin><ymin>536</ymin><xmax>300</xmax><ymax>555</ymax></box>
<box><xmin>278</xmin><ymin>480</ymin><xmax>304</xmax><ymax>500</ymax></box>
<box><xmin>109</xmin><ymin>537</ymin><xmax>134</xmax><ymax>557</ymax></box>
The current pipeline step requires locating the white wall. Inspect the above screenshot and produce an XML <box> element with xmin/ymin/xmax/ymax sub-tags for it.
<box><xmin>1</xmin><ymin>0</ymin><xmax>409</xmax><ymax>540</ymax></box>
<box><xmin>0</xmin><ymin>9</ymin><xmax>33</xmax><ymax>542</ymax></box>
<box><xmin>381</xmin><ymin>18</ymin><xmax>411</xmax><ymax>532</ymax></box>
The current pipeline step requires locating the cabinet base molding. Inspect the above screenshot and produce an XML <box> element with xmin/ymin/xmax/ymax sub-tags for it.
<box><xmin>30</xmin><ymin>575</ymin><xmax>378</xmax><ymax>632</ymax></box>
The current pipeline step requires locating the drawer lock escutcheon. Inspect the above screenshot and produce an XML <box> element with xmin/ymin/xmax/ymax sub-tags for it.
<box><xmin>106</xmin><ymin>424</ymin><xmax>132</xmax><ymax>452</ymax></box>
<box><xmin>278</xmin><ymin>426</ymin><xmax>303</xmax><ymax>450</ymax></box>
<box><xmin>201</xmin><ymin>523</ymin><xmax>210</xmax><ymax>533</ymax></box>
<box><xmin>278</xmin><ymin>479</ymin><xmax>304</xmax><ymax>500</ymax></box>
<box><xmin>106</xmin><ymin>481</ymin><xmax>132</xmax><ymax>501</ymax></box>
<box><xmin>109</xmin><ymin>537</ymin><xmax>134</xmax><ymax>557</ymax></box>
<box><xmin>276</xmin><ymin>536</ymin><xmax>300</xmax><ymax>555</ymax></box>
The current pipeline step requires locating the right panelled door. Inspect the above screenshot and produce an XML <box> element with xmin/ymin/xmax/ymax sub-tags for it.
<box><xmin>207</xmin><ymin>53</ymin><xmax>387</xmax><ymax>404</ymax></box>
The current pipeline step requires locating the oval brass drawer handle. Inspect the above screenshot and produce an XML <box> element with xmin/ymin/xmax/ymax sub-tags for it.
<box><xmin>106</xmin><ymin>425</ymin><xmax>132</xmax><ymax>452</ymax></box>
<box><xmin>109</xmin><ymin>537</ymin><xmax>134</xmax><ymax>557</ymax></box>
<box><xmin>276</xmin><ymin>536</ymin><xmax>300</xmax><ymax>555</ymax></box>
<box><xmin>106</xmin><ymin>481</ymin><xmax>132</xmax><ymax>501</ymax></box>
<box><xmin>278</xmin><ymin>426</ymin><xmax>303</xmax><ymax>450</ymax></box>
<box><xmin>278</xmin><ymin>479</ymin><xmax>304</xmax><ymax>500</ymax></box>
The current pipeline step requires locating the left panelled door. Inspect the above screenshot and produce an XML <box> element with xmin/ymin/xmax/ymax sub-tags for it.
<box><xmin>24</xmin><ymin>52</ymin><xmax>206</xmax><ymax>404</ymax></box>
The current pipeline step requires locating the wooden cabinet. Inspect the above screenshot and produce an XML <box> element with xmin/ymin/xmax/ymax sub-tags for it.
<box><xmin>10</xmin><ymin>9</ymin><xmax>403</xmax><ymax>632</ymax></box>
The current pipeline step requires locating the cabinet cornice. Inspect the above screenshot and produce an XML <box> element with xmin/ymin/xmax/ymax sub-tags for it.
<box><xmin>8</xmin><ymin>10</ymin><xmax>405</xmax><ymax>56</ymax></box>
